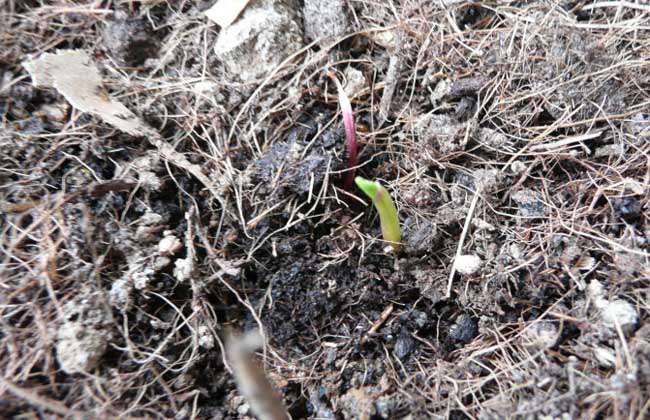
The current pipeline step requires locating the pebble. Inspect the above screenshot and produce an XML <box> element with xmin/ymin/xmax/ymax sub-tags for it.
<box><xmin>303</xmin><ymin>0</ymin><xmax>350</xmax><ymax>42</ymax></box>
<box><xmin>454</xmin><ymin>254</ymin><xmax>482</xmax><ymax>275</ymax></box>
<box><xmin>213</xmin><ymin>1</ymin><xmax>303</xmax><ymax>81</ymax></box>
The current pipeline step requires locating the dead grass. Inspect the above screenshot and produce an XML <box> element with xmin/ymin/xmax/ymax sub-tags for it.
<box><xmin>1</xmin><ymin>0</ymin><xmax>649</xmax><ymax>418</ymax></box>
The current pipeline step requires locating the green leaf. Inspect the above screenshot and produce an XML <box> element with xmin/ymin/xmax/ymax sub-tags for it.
<box><xmin>355</xmin><ymin>176</ymin><xmax>401</xmax><ymax>252</ymax></box>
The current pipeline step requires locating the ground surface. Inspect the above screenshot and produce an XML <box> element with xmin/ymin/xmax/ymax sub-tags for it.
<box><xmin>1</xmin><ymin>1</ymin><xmax>649</xmax><ymax>419</ymax></box>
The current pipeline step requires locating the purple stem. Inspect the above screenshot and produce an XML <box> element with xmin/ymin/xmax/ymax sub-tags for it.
<box><xmin>332</xmin><ymin>76</ymin><xmax>358</xmax><ymax>191</ymax></box>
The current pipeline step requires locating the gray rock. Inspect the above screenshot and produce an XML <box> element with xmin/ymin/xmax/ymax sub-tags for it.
<box><xmin>343</xmin><ymin>67</ymin><xmax>366</xmax><ymax>97</ymax></box>
<box><xmin>449</xmin><ymin>314</ymin><xmax>479</xmax><ymax>343</ymax></box>
<box><xmin>214</xmin><ymin>0</ymin><xmax>303</xmax><ymax>81</ymax></box>
<box><xmin>338</xmin><ymin>388</ymin><xmax>375</xmax><ymax>419</ymax></box>
<box><xmin>303</xmin><ymin>0</ymin><xmax>350</xmax><ymax>42</ymax></box>
<box><xmin>522</xmin><ymin>320</ymin><xmax>559</xmax><ymax>349</ymax></box>
<box><xmin>600</xmin><ymin>300</ymin><xmax>638</xmax><ymax>335</ymax></box>
<box><xmin>56</xmin><ymin>322</ymin><xmax>108</xmax><ymax>374</ymax></box>
<box><xmin>394</xmin><ymin>333</ymin><xmax>415</xmax><ymax>360</ymax></box>
<box><xmin>57</xmin><ymin>289</ymin><xmax>111</xmax><ymax>374</ymax></box>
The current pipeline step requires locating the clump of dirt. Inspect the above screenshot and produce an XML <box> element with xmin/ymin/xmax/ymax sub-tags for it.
<box><xmin>103</xmin><ymin>12</ymin><xmax>160</xmax><ymax>66</ymax></box>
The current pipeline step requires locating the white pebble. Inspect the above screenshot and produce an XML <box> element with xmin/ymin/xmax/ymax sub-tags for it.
<box><xmin>522</xmin><ymin>321</ymin><xmax>559</xmax><ymax>349</ymax></box>
<box><xmin>454</xmin><ymin>254</ymin><xmax>482</xmax><ymax>275</ymax></box>
<box><xmin>593</xmin><ymin>346</ymin><xmax>617</xmax><ymax>368</ymax></box>
<box><xmin>173</xmin><ymin>258</ymin><xmax>193</xmax><ymax>282</ymax></box>
<box><xmin>601</xmin><ymin>300</ymin><xmax>638</xmax><ymax>334</ymax></box>
<box><xmin>158</xmin><ymin>232</ymin><xmax>183</xmax><ymax>256</ymax></box>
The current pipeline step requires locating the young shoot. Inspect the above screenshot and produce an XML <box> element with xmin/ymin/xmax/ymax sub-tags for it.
<box><xmin>329</xmin><ymin>71</ymin><xmax>358</xmax><ymax>190</ymax></box>
<box><xmin>355</xmin><ymin>176</ymin><xmax>401</xmax><ymax>252</ymax></box>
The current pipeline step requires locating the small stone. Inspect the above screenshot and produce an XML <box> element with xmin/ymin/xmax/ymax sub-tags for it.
<box><xmin>575</xmin><ymin>255</ymin><xmax>596</xmax><ymax>271</ymax></box>
<box><xmin>593</xmin><ymin>346</ymin><xmax>617</xmax><ymax>368</ymax></box>
<box><xmin>394</xmin><ymin>333</ymin><xmax>415</xmax><ymax>360</ymax></box>
<box><xmin>198</xmin><ymin>325</ymin><xmax>215</xmax><ymax>349</ymax></box>
<box><xmin>613</xmin><ymin>196</ymin><xmax>642</xmax><ymax>220</ymax></box>
<box><xmin>414</xmin><ymin>113</ymin><xmax>471</xmax><ymax>155</ymax></box>
<box><xmin>153</xmin><ymin>256</ymin><xmax>171</xmax><ymax>271</ymax></box>
<box><xmin>594</xmin><ymin>143</ymin><xmax>625</xmax><ymax>158</ymax></box>
<box><xmin>522</xmin><ymin>321</ymin><xmax>559</xmax><ymax>349</ymax></box>
<box><xmin>204</xmin><ymin>0</ymin><xmax>250</xmax><ymax>28</ymax></box>
<box><xmin>454</xmin><ymin>254</ymin><xmax>482</xmax><ymax>275</ymax></box>
<box><xmin>449</xmin><ymin>314</ymin><xmax>479</xmax><ymax>344</ymax></box>
<box><xmin>133</xmin><ymin>266</ymin><xmax>155</xmax><ymax>290</ymax></box>
<box><xmin>472</xmin><ymin>218</ymin><xmax>495</xmax><ymax>231</ymax></box>
<box><xmin>412</xmin><ymin>310</ymin><xmax>428</xmax><ymax>329</ymax></box>
<box><xmin>477</xmin><ymin>127</ymin><xmax>509</xmax><ymax>150</ymax></box>
<box><xmin>236</xmin><ymin>402</ymin><xmax>251</xmax><ymax>416</ymax></box>
<box><xmin>109</xmin><ymin>277</ymin><xmax>131</xmax><ymax>309</ymax></box>
<box><xmin>339</xmin><ymin>388</ymin><xmax>375</xmax><ymax>419</ymax></box>
<box><xmin>138</xmin><ymin>171</ymin><xmax>161</xmax><ymax>191</ymax></box>
<box><xmin>253</xmin><ymin>140</ymin><xmax>327</xmax><ymax>195</ymax></box>
<box><xmin>303</xmin><ymin>0</ymin><xmax>350</xmax><ymax>42</ymax></box>
<box><xmin>629</xmin><ymin>112</ymin><xmax>649</xmax><ymax>141</ymax></box>
<box><xmin>472</xmin><ymin>168</ymin><xmax>503</xmax><ymax>193</ymax></box>
<box><xmin>213</xmin><ymin>1</ymin><xmax>303</xmax><ymax>81</ymax></box>
<box><xmin>37</xmin><ymin>103</ymin><xmax>67</xmax><ymax>122</ymax></box>
<box><xmin>430</xmin><ymin>79</ymin><xmax>452</xmax><ymax>104</ymax></box>
<box><xmin>600</xmin><ymin>300</ymin><xmax>638</xmax><ymax>335</ymax></box>
<box><xmin>158</xmin><ymin>232</ymin><xmax>183</xmax><ymax>256</ymax></box>
<box><xmin>587</xmin><ymin>279</ymin><xmax>606</xmax><ymax>303</ymax></box>
<box><xmin>374</xmin><ymin>394</ymin><xmax>397</xmax><ymax>418</ymax></box>
<box><xmin>135</xmin><ymin>226</ymin><xmax>156</xmax><ymax>243</ymax></box>
<box><xmin>56</xmin><ymin>322</ymin><xmax>107</xmax><ymax>374</ymax></box>
<box><xmin>369</xmin><ymin>30</ymin><xmax>396</xmax><ymax>49</ymax></box>
<box><xmin>141</xmin><ymin>211</ymin><xmax>163</xmax><ymax>225</ymax></box>
<box><xmin>343</xmin><ymin>67</ymin><xmax>366</xmax><ymax>98</ymax></box>
<box><xmin>174</xmin><ymin>258</ymin><xmax>193</xmax><ymax>282</ymax></box>
<box><xmin>131</xmin><ymin>154</ymin><xmax>162</xmax><ymax>191</ymax></box>
<box><xmin>509</xmin><ymin>243</ymin><xmax>522</xmax><ymax>260</ymax></box>
<box><xmin>402</xmin><ymin>217</ymin><xmax>438</xmax><ymax>255</ymax></box>
<box><xmin>510</xmin><ymin>160</ymin><xmax>527</xmax><ymax>174</ymax></box>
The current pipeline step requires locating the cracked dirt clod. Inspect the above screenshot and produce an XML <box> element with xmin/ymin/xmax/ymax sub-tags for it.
<box><xmin>213</xmin><ymin>0</ymin><xmax>303</xmax><ymax>81</ymax></box>
<box><xmin>253</xmin><ymin>140</ymin><xmax>328</xmax><ymax>195</ymax></box>
<box><xmin>414</xmin><ymin>113</ymin><xmax>474</xmax><ymax>156</ymax></box>
<box><xmin>402</xmin><ymin>217</ymin><xmax>439</xmax><ymax>255</ymax></box>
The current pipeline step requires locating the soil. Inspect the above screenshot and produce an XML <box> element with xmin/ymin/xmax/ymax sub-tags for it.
<box><xmin>1</xmin><ymin>1</ymin><xmax>649</xmax><ymax>419</ymax></box>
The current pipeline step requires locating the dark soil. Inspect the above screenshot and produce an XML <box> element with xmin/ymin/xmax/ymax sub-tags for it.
<box><xmin>1</xmin><ymin>1</ymin><xmax>649</xmax><ymax>419</ymax></box>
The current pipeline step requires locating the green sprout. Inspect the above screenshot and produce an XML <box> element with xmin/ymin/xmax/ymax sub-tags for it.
<box><xmin>355</xmin><ymin>176</ymin><xmax>401</xmax><ymax>252</ymax></box>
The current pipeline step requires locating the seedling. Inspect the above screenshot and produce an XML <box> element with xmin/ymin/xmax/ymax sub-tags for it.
<box><xmin>355</xmin><ymin>176</ymin><xmax>401</xmax><ymax>252</ymax></box>
<box><xmin>329</xmin><ymin>72</ymin><xmax>358</xmax><ymax>190</ymax></box>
